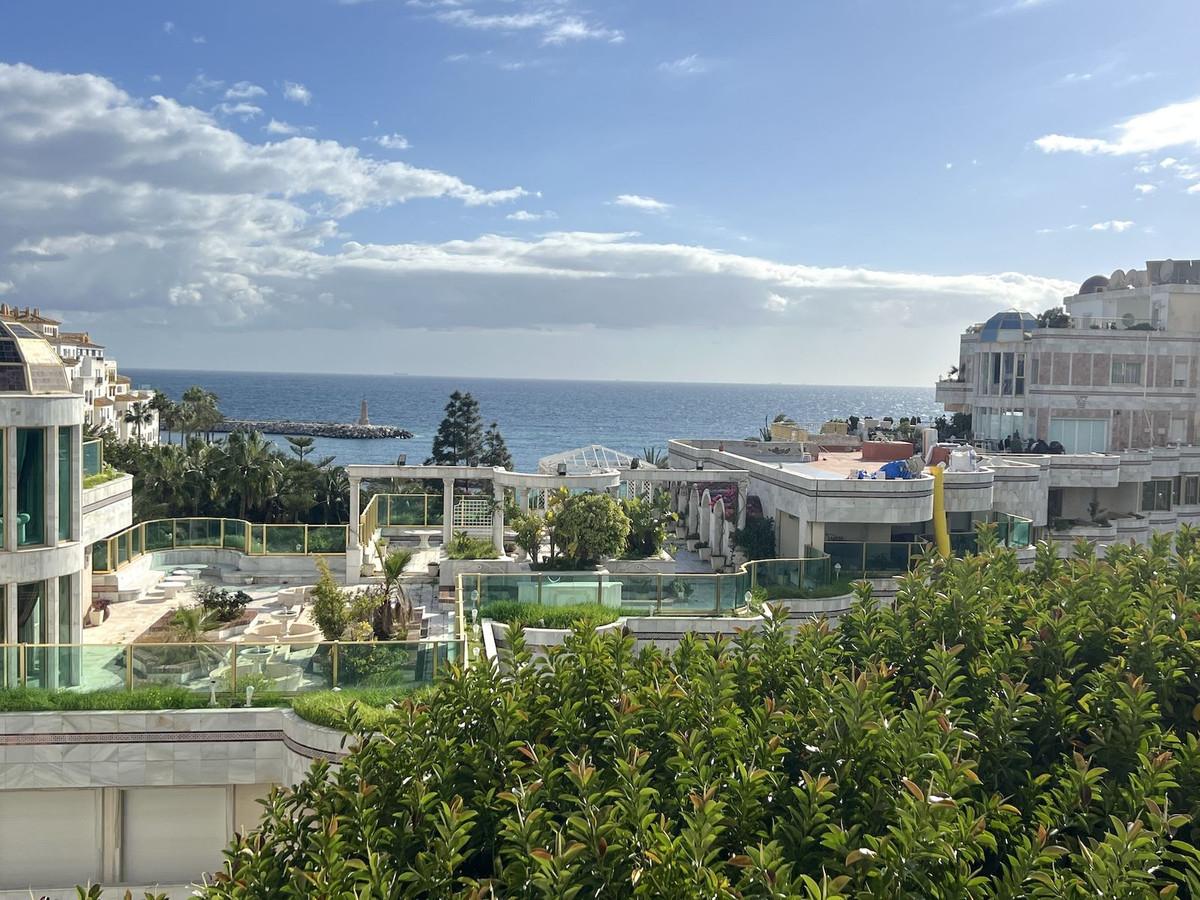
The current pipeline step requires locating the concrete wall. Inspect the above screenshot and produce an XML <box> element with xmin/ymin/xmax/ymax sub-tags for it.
<box><xmin>0</xmin><ymin>707</ymin><xmax>349</xmax><ymax>897</ymax></box>
<box><xmin>81</xmin><ymin>474</ymin><xmax>133</xmax><ymax>546</ymax></box>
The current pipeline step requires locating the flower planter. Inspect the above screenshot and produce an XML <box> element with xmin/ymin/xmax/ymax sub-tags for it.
<box><xmin>87</xmin><ymin>608</ymin><xmax>105</xmax><ymax>627</ymax></box>
<box><xmin>698</xmin><ymin>546</ymin><xmax>711</xmax><ymax>560</ymax></box>
<box><xmin>686</xmin><ymin>539</ymin><xmax>699</xmax><ymax>552</ymax></box>
<box><xmin>710</xmin><ymin>554</ymin><xmax>726</xmax><ymax>570</ymax></box>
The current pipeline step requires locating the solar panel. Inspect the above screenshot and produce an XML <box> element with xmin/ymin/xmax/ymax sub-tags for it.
<box><xmin>0</xmin><ymin>365</ymin><xmax>28</xmax><ymax>391</ymax></box>
<box><xmin>0</xmin><ymin>340</ymin><xmax>19</xmax><ymax>362</ymax></box>
<box><xmin>6</xmin><ymin>323</ymin><xmax>39</xmax><ymax>339</ymax></box>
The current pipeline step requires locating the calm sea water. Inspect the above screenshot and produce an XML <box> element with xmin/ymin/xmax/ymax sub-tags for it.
<box><xmin>125</xmin><ymin>370</ymin><xmax>941</xmax><ymax>473</ymax></box>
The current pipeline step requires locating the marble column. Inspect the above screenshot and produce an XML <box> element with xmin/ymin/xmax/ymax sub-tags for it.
<box><xmin>347</xmin><ymin>476</ymin><xmax>361</xmax><ymax>585</ymax></box>
<box><xmin>4</xmin><ymin>426</ymin><xmax>16</xmax><ymax>553</ymax></box>
<box><xmin>491</xmin><ymin>481</ymin><xmax>505</xmax><ymax>555</ymax></box>
<box><xmin>441</xmin><ymin>478</ymin><xmax>455</xmax><ymax>546</ymax></box>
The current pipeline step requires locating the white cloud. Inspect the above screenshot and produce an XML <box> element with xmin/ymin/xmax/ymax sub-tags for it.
<box><xmin>1035</xmin><ymin>96</ymin><xmax>1200</xmax><ymax>156</ymax></box>
<box><xmin>187</xmin><ymin>72</ymin><xmax>224</xmax><ymax>93</ymax></box>
<box><xmin>148</xmin><ymin>74</ymin><xmax>162</xmax><ymax>83</ymax></box>
<box><xmin>613</xmin><ymin>194</ymin><xmax>671</xmax><ymax>213</ymax></box>
<box><xmin>0</xmin><ymin>60</ymin><xmax>1073</xmax><ymax>370</ymax></box>
<box><xmin>1188</xmin><ymin>184</ymin><xmax>1200</xmax><ymax>195</ymax></box>
<box><xmin>214</xmin><ymin>102</ymin><xmax>263</xmax><ymax>120</ymax></box>
<box><xmin>163</xmin><ymin>21</ymin><xmax>175</xmax><ymax>34</ymax></box>
<box><xmin>225</xmin><ymin>81</ymin><xmax>266</xmax><ymax>100</ymax></box>
<box><xmin>192</xmin><ymin>35</ymin><xmax>206</xmax><ymax>44</ymax></box>
<box><xmin>282</xmin><ymin>81</ymin><xmax>312</xmax><ymax>105</ymax></box>
<box><xmin>265</xmin><ymin>119</ymin><xmax>299</xmax><ymax>135</ymax></box>
<box><xmin>371</xmin><ymin>133</ymin><xmax>411</xmax><ymax>150</ymax></box>
<box><xmin>1089</xmin><ymin>220</ymin><xmax>1135</xmax><ymax>232</ymax></box>
<box><xmin>506</xmin><ymin>210</ymin><xmax>556</xmax><ymax>222</ymax></box>
<box><xmin>433</xmin><ymin>6</ymin><xmax>622</xmax><ymax>45</ymax></box>
<box><xmin>1134</xmin><ymin>183</ymin><xmax>1156</xmax><ymax>194</ymax></box>
<box><xmin>658</xmin><ymin>54</ymin><xmax>708</xmax><ymax>76</ymax></box>
<box><xmin>944</xmin><ymin>162</ymin><xmax>953</xmax><ymax>170</ymax></box>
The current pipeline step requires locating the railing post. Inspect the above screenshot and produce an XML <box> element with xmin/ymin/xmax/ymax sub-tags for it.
<box><xmin>432</xmin><ymin>641</ymin><xmax>438</xmax><ymax>682</ymax></box>
<box><xmin>331</xmin><ymin>642</ymin><xmax>339</xmax><ymax>689</ymax></box>
<box><xmin>18</xmin><ymin>644</ymin><xmax>26</xmax><ymax>688</ymax></box>
<box><xmin>303</xmin><ymin>527</ymin><xmax>309</xmax><ymax>555</ymax></box>
<box><xmin>125</xmin><ymin>644</ymin><xmax>133</xmax><ymax>691</ymax></box>
<box><xmin>656</xmin><ymin>574</ymin><xmax>662</xmax><ymax>614</ymax></box>
<box><xmin>597</xmin><ymin>574</ymin><xmax>603</xmax><ymax>608</ymax></box>
<box><xmin>230</xmin><ymin>646</ymin><xmax>238</xmax><ymax>695</ymax></box>
<box><xmin>537</xmin><ymin>573</ymin><xmax>543</xmax><ymax>605</ymax></box>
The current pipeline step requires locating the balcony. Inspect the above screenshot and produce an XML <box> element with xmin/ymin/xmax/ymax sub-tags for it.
<box><xmin>934</xmin><ymin>378</ymin><xmax>971</xmax><ymax>410</ymax></box>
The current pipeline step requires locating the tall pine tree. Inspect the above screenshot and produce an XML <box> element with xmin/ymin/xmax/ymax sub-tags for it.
<box><xmin>426</xmin><ymin>391</ymin><xmax>484</xmax><ymax>465</ymax></box>
<box><xmin>480</xmin><ymin>421</ymin><xmax>513</xmax><ymax>470</ymax></box>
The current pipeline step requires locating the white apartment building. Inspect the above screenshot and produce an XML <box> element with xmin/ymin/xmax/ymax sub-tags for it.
<box><xmin>0</xmin><ymin>305</ymin><xmax>159</xmax><ymax>444</ymax></box>
<box><xmin>0</xmin><ymin>319</ymin><xmax>133</xmax><ymax>686</ymax></box>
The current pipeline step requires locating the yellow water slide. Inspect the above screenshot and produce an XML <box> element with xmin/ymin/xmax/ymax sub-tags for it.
<box><xmin>928</xmin><ymin>464</ymin><xmax>951</xmax><ymax>558</ymax></box>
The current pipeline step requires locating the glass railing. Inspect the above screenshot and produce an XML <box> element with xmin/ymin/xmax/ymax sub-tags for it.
<box><xmin>1</xmin><ymin>639</ymin><xmax>465</xmax><ymax>694</ymax></box>
<box><xmin>92</xmin><ymin>518</ymin><xmax>348</xmax><ymax>574</ymax></box>
<box><xmin>825</xmin><ymin>541</ymin><xmax>927</xmax><ymax>578</ymax></box>
<box><xmin>82</xmin><ymin>439</ymin><xmax>103</xmax><ymax>478</ymax></box>
<box><xmin>994</xmin><ymin>512</ymin><xmax>1033</xmax><ymax>548</ymax></box>
<box><xmin>360</xmin><ymin>493</ymin><xmax>444</xmax><ymax>540</ymax></box>
<box><xmin>456</xmin><ymin>552</ymin><xmax>837</xmax><ymax>618</ymax></box>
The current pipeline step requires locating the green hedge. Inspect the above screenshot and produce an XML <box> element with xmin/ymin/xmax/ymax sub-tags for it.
<box><xmin>0</xmin><ymin>686</ymin><xmax>285</xmax><ymax>712</ymax></box>
<box><xmin>480</xmin><ymin>600</ymin><xmax>622</xmax><ymax>630</ymax></box>
<box><xmin>203</xmin><ymin>529</ymin><xmax>1200</xmax><ymax>896</ymax></box>
<box><xmin>291</xmin><ymin>687</ymin><xmax>433</xmax><ymax>730</ymax></box>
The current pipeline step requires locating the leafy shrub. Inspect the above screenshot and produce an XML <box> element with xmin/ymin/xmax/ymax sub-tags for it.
<box><xmin>196</xmin><ymin>584</ymin><xmax>251</xmax><ymax>623</ymax></box>
<box><xmin>311</xmin><ymin>558</ymin><xmax>350</xmax><ymax>640</ymax></box>
<box><xmin>291</xmin><ymin>686</ymin><xmax>435</xmax><ymax>730</ymax></box>
<box><xmin>479</xmin><ymin>600</ymin><xmax>621</xmax><ymax>630</ymax></box>
<box><xmin>206</xmin><ymin>532</ymin><xmax>1200</xmax><ymax>896</ymax></box>
<box><xmin>734</xmin><ymin>515</ymin><xmax>776</xmax><ymax>560</ymax></box>
<box><xmin>550</xmin><ymin>492</ymin><xmax>630</xmax><ymax>565</ymax></box>
<box><xmin>0</xmin><ymin>686</ymin><xmax>277</xmax><ymax>712</ymax></box>
<box><xmin>445</xmin><ymin>530</ymin><xmax>499</xmax><ymax>560</ymax></box>
<box><xmin>510</xmin><ymin>512</ymin><xmax>544</xmax><ymax>563</ymax></box>
<box><xmin>621</xmin><ymin>493</ymin><xmax>674</xmax><ymax>557</ymax></box>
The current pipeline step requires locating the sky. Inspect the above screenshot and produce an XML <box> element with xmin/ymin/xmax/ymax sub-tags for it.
<box><xmin>0</xmin><ymin>0</ymin><xmax>1197</xmax><ymax>386</ymax></box>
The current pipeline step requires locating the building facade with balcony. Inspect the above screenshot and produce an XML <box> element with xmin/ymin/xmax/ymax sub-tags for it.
<box><xmin>934</xmin><ymin>258</ymin><xmax>1200</xmax><ymax>552</ymax></box>
<box><xmin>937</xmin><ymin>259</ymin><xmax>1200</xmax><ymax>453</ymax></box>
<box><xmin>0</xmin><ymin>304</ymin><xmax>159</xmax><ymax>444</ymax></box>
<box><xmin>0</xmin><ymin>320</ymin><xmax>132</xmax><ymax>685</ymax></box>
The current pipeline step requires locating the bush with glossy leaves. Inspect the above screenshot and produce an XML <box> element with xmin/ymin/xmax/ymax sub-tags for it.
<box><xmin>202</xmin><ymin>529</ymin><xmax>1200</xmax><ymax>898</ymax></box>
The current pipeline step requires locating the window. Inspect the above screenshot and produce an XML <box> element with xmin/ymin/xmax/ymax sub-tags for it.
<box><xmin>1186</xmin><ymin>476</ymin><xmax>1200</xmax><ymax>506</ymax></box>
<box><xmin>1174</xmin><ymin>359</ymin><xmax>1188</xmax><ymax>388</ymax></box>
<box><xmin>1048</xmin><ymin>488</ymin><xmax>1064</xmax><ymax>520</ymax></box>
<box><xmin>58</xmin><ymin>427</ymin><xmax>71</xmax><ymax>542</ymax></box>
<box><xmin>16</xmin><ymin>428</ymin><xmax>45</xmax><ymax>546</ymax></box>
<box><xmin>1048</xmin><ymin>418</ymin><xmax>1107</xmax><ymax>453</ymax></box>
<box><xmin>1111</xmin><ymin>360</ymin><xmax>1143</xmax><ymax>385</ymax></box>
<box><xmin>1015</xmin><ymin>356</ymin><xmax>1025</xmax><ymax>396</ymax></box>
<box><xmin>1142</xmin><ymin>479</ymin><xmax>1174</xmax><ymax>512</ymax></box>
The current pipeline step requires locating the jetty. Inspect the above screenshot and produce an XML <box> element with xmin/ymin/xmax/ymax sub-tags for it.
<box><xmin>214</xmin><ymin>420</ymin><xmax>412</xmax><ymax>439</ymax></box>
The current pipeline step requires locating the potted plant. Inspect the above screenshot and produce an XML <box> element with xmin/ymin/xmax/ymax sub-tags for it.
<box><xmin>87</xmin><ymin>598</ymin><xmax>109</xmax><ymax>627</ymax></box>
<box><xmin>686</xmin><ymin>532</ymin><xmax>700</xmax><ymax>552</ymax></box>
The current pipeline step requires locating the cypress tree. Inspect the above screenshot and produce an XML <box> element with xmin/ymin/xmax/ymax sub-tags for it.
<box><xmin>426</xmin><ymin>390</ymin><xmax>484</xmax><ymax>465</ymax></box>
<box><xmin>480</xmin><ymin>421</ymin><xmax>513</xmax><ymax>470</ymax></box>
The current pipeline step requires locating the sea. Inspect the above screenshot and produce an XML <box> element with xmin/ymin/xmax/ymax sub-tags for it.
<box><xmin>124</xmin><ymin>370</ymin><xmax>942</xmax><ymax>474</ymax></box>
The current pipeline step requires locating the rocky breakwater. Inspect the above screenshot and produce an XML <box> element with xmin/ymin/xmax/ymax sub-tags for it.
<box><xmin>215</xmin><ymin>420</ymin><xmax>413</xmax><ymax>439</ymax></box>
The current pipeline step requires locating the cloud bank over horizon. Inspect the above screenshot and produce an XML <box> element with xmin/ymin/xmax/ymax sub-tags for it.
<box><xmin>0</xmin><ymin>61</ymin><xmax>1076</xmax><ymax>382</ymax></box>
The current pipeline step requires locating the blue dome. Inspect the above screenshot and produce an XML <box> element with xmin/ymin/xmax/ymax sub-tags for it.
<box><xmin>979</xmin><ymin>311</ymin><xmax>1038</xmax><ymax>343</ymax></box>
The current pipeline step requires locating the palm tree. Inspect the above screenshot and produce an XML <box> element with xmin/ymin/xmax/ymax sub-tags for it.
<box><xmin>316</xmin><ymin>466</ymin><xmax>349</xmax><ymax>524</ymax></box>
<box><xmin>641</xmin><ymin>446</ymin><xmax>669</xmax><ymax>468</ymax></box>
<box><xmin>123</xmin><ymin>400</ymin><xmax>155</xmax><ymax>444</ymax></box>
<box><xmin>379</xmin><ymin>546</ymin><xmax>416</xmax><ymax>636</ymax></box>
<box><xmin>218</xmin><ymin>431</ymin><xmax>280</xmax><ymax>521</ymax></box>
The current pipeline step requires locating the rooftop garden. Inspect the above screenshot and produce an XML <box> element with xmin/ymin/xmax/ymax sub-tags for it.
<box><xmin>196</xmin><ymin>528</ymin><xmax>1200</xmax><ymax>896</ymax></box>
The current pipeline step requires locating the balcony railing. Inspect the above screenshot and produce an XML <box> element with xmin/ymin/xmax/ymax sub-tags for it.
<box><xmin>82</xmin><ymin>439</ymin><xmax>103</xmax><ymax>479</ymax></box>
<box><xmin>2</xmin><ymin>638</ymin><xmax>465</xmax><ymax>694</ymax></box>
<box><xmin>92</xmin><ymin>518</ymin><xmax>348</xmax><ymax>574</ymax></box>
<box><xmin>457</xmin><ymin>552</ymin><xmax>838</xmax><ymax>617</ymax></box>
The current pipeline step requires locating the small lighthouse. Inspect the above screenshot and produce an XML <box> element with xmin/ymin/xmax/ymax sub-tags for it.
<box><xmin>357</xmin><ymin>397</ymin><xmax>370</xmax><ymax>426</ymax></box>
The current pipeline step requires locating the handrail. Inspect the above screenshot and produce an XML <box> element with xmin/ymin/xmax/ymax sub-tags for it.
<box><xmin>1</xmin><ymin>638</ymin><xmax>466</xmax><ymax>694</ymax></box>
<box><xmin>457</xmin><ymin>552</ymin><xmax>835</xmax><ymax>617</ymax></box>
<box><xmin>92</xmin><ymin>517</ymin><xmax>349</xmax><ymax>574</ymax></box>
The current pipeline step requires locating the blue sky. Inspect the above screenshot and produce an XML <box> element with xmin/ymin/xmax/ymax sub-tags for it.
<box><xmin>0</xmin><ymin>0</ymin><xmax>1197</xmax><ymax>384</ymax></box>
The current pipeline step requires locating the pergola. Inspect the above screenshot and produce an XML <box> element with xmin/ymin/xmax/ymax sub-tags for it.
<box><xmin>344</xmin><ymin>462</ymin><xmax>752</xmax><ymax>583</ymax></box>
